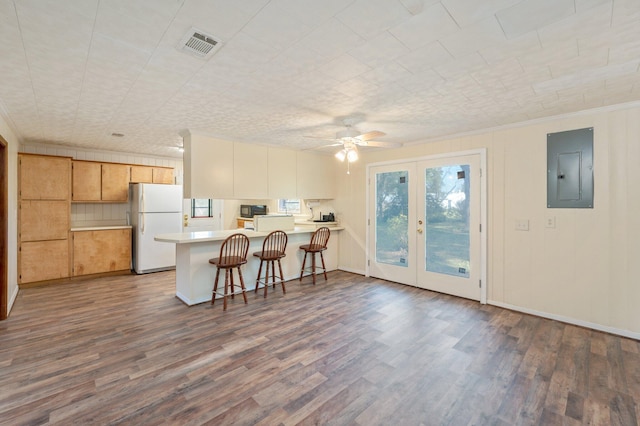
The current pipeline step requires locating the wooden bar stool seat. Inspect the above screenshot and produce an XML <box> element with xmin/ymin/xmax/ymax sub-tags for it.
<box><xmin>299</xmin><ymin>227</ymin><xmax>331</xmax><ymax>285</ymax></box>
<box><xmin>253</xmin><ymin>230</ymin><xmax>288</xmax><ymax>297</ymax></box>
<box><xmin>209</xmin><ymin>233</ymin><xmax>250</xmax><ymax>311</ymax></box>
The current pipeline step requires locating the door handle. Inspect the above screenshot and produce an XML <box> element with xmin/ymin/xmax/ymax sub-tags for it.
<box><xmin>417</xmin><ymin>228</ymin><xmax>423</xmax><ymax>234</ymax></box>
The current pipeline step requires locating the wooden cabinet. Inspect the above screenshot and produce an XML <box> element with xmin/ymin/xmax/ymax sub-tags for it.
<box><xmin>72</xmin><ymin>228</ymin><xmax>131</xmax><ymax>276</ymax></box>
<box><xmin>72</xmin><ymin>161</ymin><xmax>101</xmax><ymax>201</ymax></box>
<box><xmin>19</xmin><ymin>154</ymin><xmax>70</xmax><ymax>200</ymax></box>
<box><xmin>152</xmin><ymin>167</ymin><xmax>173</xmax><ymax>184</ymax></box>
<box><xmin>130</xmin><ymin>165</ymin><xmax>174</xmax><ymax>184</ymax></box>
<box><xmin>236</xmin><ymin>218</ymin><xmax>253</xmax><ymax>229</ymax></box>
<box><xmin>72</xmin><ymin>161</ymin><xmax>130</xmax><ymax>202</ymax></box>
<box><xmin>19</xmin><ymin>200</ymin><xmax>69</xmax><ymax>241</ymax></box>
<box><xmin>130</xmin><ymin>165</ymin><xmax>153</xmax><ymax>183</ymax></box>
<box><xmin>18</xmin><ymin>153</ymin><xmax>72</xmax><ymax>284</ymax></box>
<box><xmin>19</xmin><ymin>240</ymin><xmax>70</xmax><ymax>283</ymax></box>
<box><xmin>101</xmin><ymin>163</ymin><xmax>129</xmax><ymax>201</ymax></box>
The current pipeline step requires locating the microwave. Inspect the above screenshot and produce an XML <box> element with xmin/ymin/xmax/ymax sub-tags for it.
<box><xmin>240</xmin><ymin>204</ymin><xmax>267</xmax><ymax>218</ymax></box>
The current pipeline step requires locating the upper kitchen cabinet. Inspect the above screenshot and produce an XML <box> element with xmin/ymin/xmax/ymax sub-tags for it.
<box><xmin>234</xmin><ymin>142</ymin><xmax>268</xmax><ymax>199</ymax></box>
<box><xmin>182</xmin><ymin>131</ymin><xmax>234</xmax><ymax>199</ymax></box>
<box><xmin>102</xmin><ymin>163</ymin><xmax>130</xmax><ymax>201</ymax></box>
<box><xmin>268</xmin><ymin>147</ymin><xmax>297</xmax><ymax>199</ymax></box>
<box><xmin>130</xmin><ymin>165</ymin><xmax>153</xmax><ymax>183</ymax></box>
<box><xmin>296</xmin><ymin>151</ymin><xmax>335</xmax><ymax>199</ymax></box>
<box><xmin>72</xmin><ymin>160</ymin><xmax>129</xmax><ymax>202</ymax></box>
<box><xmin>130</xmin><ymin>165</ymin><xmax>174</xmax><ymax>184</ymax></box>
<box><xmin>72</xmin><ymin>161</ymin><xmax>101</xmax><ymax>201</ymax></box>
<box><xmin>19</xmin><ymin>154</ymin><xmax>71</xmax><ymax>200</ymax></box>
<box><xmin>152</xmin><ymin>167</ymin><xmax>174</xmax><ymax>184</ymax></box>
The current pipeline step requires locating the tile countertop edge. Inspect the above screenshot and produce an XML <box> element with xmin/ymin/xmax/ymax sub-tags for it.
<box><xmin>155</xmin><ymin>226</ymin><xmax>344</xmax><ymax>244</ymax></box>
<box><xmin>71</xmin><ymin>225</ymin><xmax>133</xmax><ymax>231</ymax></box>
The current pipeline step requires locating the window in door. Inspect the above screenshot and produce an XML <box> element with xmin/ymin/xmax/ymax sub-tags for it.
<box><xmin>191</xmin><ymin>199</ymin><xmax>213</xmax><ymax>218</ymax></box>
<box><xmin>375</xmin><ymin>170</ymin><xmax>409</xmax><ymax>267</ymax></box>
<box><xmin>424</xmin><ymin>165</ymin><xmax>471</xmax><ymax>278</ymax></box>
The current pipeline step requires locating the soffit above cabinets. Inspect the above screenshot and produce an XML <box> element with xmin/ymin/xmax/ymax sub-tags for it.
<box><xmin>1</xmin><ymin>0</ymin><xmax>640</xmax><ymax>158</ymax></box>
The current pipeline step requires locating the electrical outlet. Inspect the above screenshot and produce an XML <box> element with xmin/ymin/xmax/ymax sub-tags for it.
<box><xmin>515</xmin><ymin>219</ymin><xmax>529</xmax><ymax>231</ymax></box>
<box><xmin>545</xmin><ymin>215</ymin><xmax>556</xmax><ymax>228</ymax></box>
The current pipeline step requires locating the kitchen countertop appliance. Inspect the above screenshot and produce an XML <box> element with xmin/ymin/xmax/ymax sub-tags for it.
<box><xmin>130</xmin><ymin>183</ymin><xmax>183</xmax><ymax>274</ymax></box>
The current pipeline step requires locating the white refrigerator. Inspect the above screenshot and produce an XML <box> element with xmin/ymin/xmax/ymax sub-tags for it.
<box><xmin>130</xmin><ymin>183</ymin><xmax>182</xmax><ymax>274</ymax></box>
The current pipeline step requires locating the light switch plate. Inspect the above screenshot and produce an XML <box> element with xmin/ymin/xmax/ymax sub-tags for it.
<box><xmin>515</xmin><ymin>219</ymin><xmax>529</xmax><ymax>231</ymax></box>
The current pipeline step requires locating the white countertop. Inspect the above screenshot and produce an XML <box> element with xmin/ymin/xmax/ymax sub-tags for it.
<box><xmin>155</xmin><ymin>225</ymin><xmax>343</xmax><ymax>244</ymax></box>
<box><xmin>71</xmin><ymin>225</ymin><xmax>132</xmax><ymax>232</ymax></box>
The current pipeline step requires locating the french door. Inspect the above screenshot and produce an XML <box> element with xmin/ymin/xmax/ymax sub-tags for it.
<box><xmin>368</xmin><ymin>151</ymin><xmax>485</xmax><ymax>302</ymax></box>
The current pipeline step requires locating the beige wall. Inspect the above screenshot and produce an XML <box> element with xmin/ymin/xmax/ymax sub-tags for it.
<box><xmin>0</xmin><ymin>115</ymin><xmax>20</xmax><ymax>314</ymax></box>
<box><xmin>335</xmin><ymin>105</ymin><xmax>640</xmax><ymax>337</ymax></box>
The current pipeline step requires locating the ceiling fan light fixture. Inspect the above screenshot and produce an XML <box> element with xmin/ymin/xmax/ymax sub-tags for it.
<box><xmin>346</xmin><ymin>148</ymin><xmax>358</xmax><ymax>162</ymax></box>
<box><xmin>335</xmin><ymin>149</ymin><xmax>347</xmax><ymax>162</ymax></box>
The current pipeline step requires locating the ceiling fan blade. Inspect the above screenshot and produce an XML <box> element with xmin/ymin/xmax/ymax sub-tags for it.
<box><xmin>356</xmin><ymin>130</ymin><xmax>386</xmax><ymax>141</ymax></box>
<box><xmin>362</xmin><ymin>140</ymin><xmax>402</xmax><ymax>148</ymax></box>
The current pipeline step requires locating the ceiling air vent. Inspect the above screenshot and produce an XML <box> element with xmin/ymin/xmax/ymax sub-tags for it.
<box><xmin>178</xmin><ymin>27</ymin><xmax>222</xmax><ymax>59</ymax></box>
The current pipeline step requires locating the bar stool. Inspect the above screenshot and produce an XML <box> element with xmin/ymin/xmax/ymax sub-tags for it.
<box><xmin>209</xmin><ymin>233</ymin><xmax>250</xmax><ymax>311</ymax></box>
<box><xmin>299</xmin><ymin>227</ymin><xmax>331</xmax><ymax>285</ymax></box>
<box><xmin>253</xmin><ymin>230</ymin><xmax>288</xmax><ymax>297</ymax></box>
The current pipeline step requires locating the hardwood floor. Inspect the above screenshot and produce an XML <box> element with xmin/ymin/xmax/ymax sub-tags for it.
<box><xmin>1</xmin><ymin>271</ymin><xmax>638</xmax><ymax>425</ymax></box>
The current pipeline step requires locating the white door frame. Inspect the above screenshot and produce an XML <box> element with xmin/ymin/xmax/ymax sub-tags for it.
<box><xmin>366</xmin><ymin>148</ymin><xmax>488</xmax><ymax>304</ymax></box>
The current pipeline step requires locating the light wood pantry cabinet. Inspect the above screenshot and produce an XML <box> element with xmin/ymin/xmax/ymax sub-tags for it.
<box><xmin>20</xmin><ymin>240</ymin><xmax>70</xmax><ymax>283</ymax></box>
<box><xmin>19</xmin><ymin>153</ymin><xmax>71</xmax><ymax>200</ymax></box>
<box><xmin>72</xmin><ymin>160</ymin><xmax>129</xmax><ymax>202</ymax></box>
<box><xmin>130</xmin><ymin>165</ymin><xmax>174</xmax><ymax>184</ymax></box>
<box><xmin>72</xmin><ymin>228</ymin><xmax>131</xmax><ymax>276</ymax></box>
<box><xmin>18</xmin><ymin>153</ymin><xmax>72</xmax><ymax>284</ymax></box>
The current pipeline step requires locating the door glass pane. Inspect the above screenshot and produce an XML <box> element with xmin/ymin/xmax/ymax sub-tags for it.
<box><xmin>424</xmin><ymin>165</ymin><xmax>470</xmax><ymax>277</ymax></box>
<box><xmin>376</xmin><ymin>171</ymin><xmax>409</xmax><ymax>267</ymax></box>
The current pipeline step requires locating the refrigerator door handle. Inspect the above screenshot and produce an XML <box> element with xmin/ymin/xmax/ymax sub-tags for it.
<box><xmin>140</xmin><ymin>213</ymin><xmax>145</xmax><ymax>235</ymax></box>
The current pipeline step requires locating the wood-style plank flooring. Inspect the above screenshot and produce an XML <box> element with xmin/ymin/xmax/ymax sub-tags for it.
<box><xmin>1</xmin><ymin>271</ymin><xmax>639</xmax><ymax>425</ymax></box>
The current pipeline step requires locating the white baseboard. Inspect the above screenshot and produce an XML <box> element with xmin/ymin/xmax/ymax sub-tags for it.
<box><xmin>337</xmin><ymin>266</ymin><xmax>365</xmax><ymax>276</ymax></box>
<box><xmin>8</xmin><ymin>285</ymin><xmax>19</xmax><ymax>314</ymax></box>
<box><xmin>488</xmin><ymin>300</ymin><xmax>640</xmax><ymax>341</ymax></box>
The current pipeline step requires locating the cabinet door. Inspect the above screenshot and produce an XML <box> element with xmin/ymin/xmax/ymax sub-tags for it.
<box><xmin>268</xmin><ymin>147</ymin><xmax>297</xmax><ymax>198</ymax></box>
<box><xmin>296</xmin><ymin>152</ymin><xmax>336</xmax><ymax>199</ymax></box>
<box><xmin>102</xmin><ymin>163</ymin><xmax>130</xmax><ymax>201</ymax></box>
<box><xmin>72</xmin><ymin>161</ymin><xmax>102</xmax><ymax>201</ymax></box>
<box><xmin>234</xmin><ymin>143</ymin><xmax>268</xmax><ymax>198</ymax></box>
<box><xmin>130</xmin><ymin>165</ymin><xmax>153</xmax><ymax>183</ymax></box>
<box><xmin>183</xmin><ymin>133</ymin><xmax>234</xmax><ymax>198</ymax></box>
<box><xmin>19</xmin><ymin>240</ymin><xmax>70</xmax><ymax>283</ymax></box>
<box><xmin>152</xmin><ymin>167</ymin><xmax>174</xmax><ymax>184</ymax></box>
<box><xmin>19</xmin><ymin>200</ymin><xmax>69</xmax><ymax>242</ymax></box>
<box><xmin>73</xmin><ymin>229</ymin><xmax>131</xmax><ymax>276</ymax></box>
<box><xmin>19</xmin><ymin>154</ymin><xmax>70</xmax><ymax>200</ymax></box>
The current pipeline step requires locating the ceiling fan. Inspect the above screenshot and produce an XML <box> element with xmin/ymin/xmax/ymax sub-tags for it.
<box><xmin>306</xmin><ymin>119</ymin><xmax>401</xmax><ymax>165</ymax></box>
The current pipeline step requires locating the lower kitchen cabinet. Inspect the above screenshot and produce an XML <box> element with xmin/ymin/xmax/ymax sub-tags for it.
<box><xmin>72</xmin><ymin>228</ymin><xmax>132</xmax><ymax>276</ymax></box>
<box><xmin>19</xmin><ymin>240</ymin><xmax>70</xmax><ymax>283</ymax></box>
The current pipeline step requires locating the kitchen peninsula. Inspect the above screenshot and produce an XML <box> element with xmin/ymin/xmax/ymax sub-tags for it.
<box><xmin>155</xmin><ymin>225</ymin><xmax>343</xmax><ymax>305</ymax></box>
